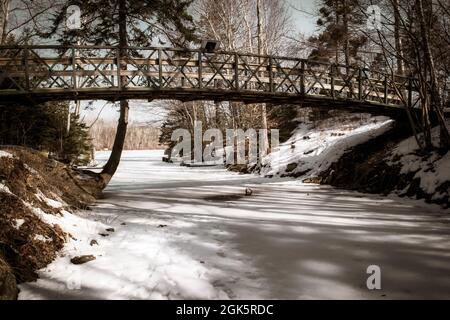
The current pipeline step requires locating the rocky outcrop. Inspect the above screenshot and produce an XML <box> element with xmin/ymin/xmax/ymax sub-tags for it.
<box><xmin>315</xmin><ymin>128</ymin><xmax>450</xmax><ymax>208</ymax></box>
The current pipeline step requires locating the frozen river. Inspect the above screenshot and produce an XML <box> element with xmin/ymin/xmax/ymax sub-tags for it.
<box><xmin>19</xmin><ymin>150</ymin><xmax>450</xmax><ymax>299</ymax></box>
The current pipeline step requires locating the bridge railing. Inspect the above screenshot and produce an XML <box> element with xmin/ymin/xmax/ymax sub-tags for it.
<box><xmin>0</xmin><ymin>45</ymin><xmax>420</xmax><ymax>109</ymax></box>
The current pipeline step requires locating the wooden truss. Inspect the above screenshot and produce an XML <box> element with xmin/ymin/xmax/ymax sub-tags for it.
<box><xmin>0</xmin><ymin>45</ymin><xmax>421</xmax><ymax>114</ymax></box>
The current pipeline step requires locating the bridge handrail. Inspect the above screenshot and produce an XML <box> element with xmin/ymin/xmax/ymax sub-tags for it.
<box><xmin>0</xmin><ymin>45</ymin><xmax>415</xmax><ymax>82</ymax></box>
<box><xmin>0</xmin><ymin>44</ymin><xmax>423</xmax><ymax>111</ymax></box>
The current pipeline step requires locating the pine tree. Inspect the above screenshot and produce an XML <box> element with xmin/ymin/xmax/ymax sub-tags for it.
<box><xmin>44</xmin><ymin>0</ymin><xmax>196</xmax><ymax>187</ymax></box>
<box><xmin>309</xmin><ymin>0</ymin><xmax>366</xmax><ymax>66</ymax></box>
<box><xmin>0</xmin><ymin>101</ymin><xmax>92</xmax><ymax>165</ymax></box>
<box><xmin>61</xmin><ymin>114</ymin><xmax>93</xmax><ymax>165</ymax></box>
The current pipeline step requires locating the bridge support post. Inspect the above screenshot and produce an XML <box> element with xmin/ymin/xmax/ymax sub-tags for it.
<box><xmin>358</xmin><ymin>68</ymin><xmax>363</xmax><ymax>101</ymax></box>
<box><xmin>23</xmin><ymin>47</ymin><xmax>30</xmax><ymax>92</ymax></box>
<box><xmin>384</xmin><ymin>76</ymin><xmax>389</xmax><ymax>104</ymax></box>
<box><xmin>269</xmin><ymin>56</ymin><xmax>274</xmax><ymax>93</ymax></box>
<box><xmin>300</xmin><ymin>60</ymin><xmax>306</xmax><ymax>95</ymax></box>
<box><xmin>71</xmin><ymin>47</ymin><xmax>77</xmax><ymax>91</ymax></box>
<box><xmin>408</xmin><ymin>78</ymin><xmax>413</xmax><ymax>108</ymax></box>
<box><xmin>117</xmin><ymin>48</ymin><xmax>122</xmax><ymax>90</ymax></box>
<box><xmin>234</xmin><ymin>53</ymin><xmax>239</xmax><ymax>91</ymax></box>
<box><xmin>198</xmin><ymin>51</ymin><xmax>203</xmax><ymax>89</ymax></box>
<box><xmin>158</xmin><ymin>49</ymin><xmax>163</xmax><ymax>89</ymax></box>
<box><xmin>330</xmin><ymin>64</ymin><xmax>335</xmax><ymax>99</ymax></box>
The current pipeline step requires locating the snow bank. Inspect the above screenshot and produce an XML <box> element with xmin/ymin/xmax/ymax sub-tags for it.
<box><xmin>261</xmin><ymin>113</ymin><xmax>450</xmax><ymax>206</ymax></box>
<box><xmin>388</xmin><ymin>124</ymin><xmax>450</xmax><ymax>201</ymax></box>
<box><xmin>261</xmin><ymin>114</ymin><xmax>394</xmax><ymax>178</ymax></box>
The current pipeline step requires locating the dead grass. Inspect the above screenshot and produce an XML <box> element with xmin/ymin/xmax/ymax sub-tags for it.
<box><xmin>0</xmin><ymin>193</ymin><xmax>66</xmax><ymax>282</ymax></box>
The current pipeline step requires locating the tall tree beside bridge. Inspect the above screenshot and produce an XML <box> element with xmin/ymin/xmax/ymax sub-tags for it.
<box><xmin>352</xmin><ymin>0</ymin><xmax>450</xmax><ymax>150</ymax></box>
<box><xmin>43</xmin><ymin>0</ymin><xmax>195</xmax><ymax>186</ymax></box>
<box><xmin>309</xmin><ymin>0</ymin><xmax>366</xmax><ymax>65</ymax></box>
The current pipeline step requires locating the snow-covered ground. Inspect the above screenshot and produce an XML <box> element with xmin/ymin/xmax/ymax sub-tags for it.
<box><xmin>261</xmin><ymin>114</ymin><xmax>394</xmax><ymax>177</ymax></box>
<box><xmin>388</xmin><ymin>124</ymin><xmax>450</xmax><ymax>202</ymax></box>
<box><xmin>19</xmin><ymin>150</ymin><xmax>450</xmax><ymax>300</ymax></box>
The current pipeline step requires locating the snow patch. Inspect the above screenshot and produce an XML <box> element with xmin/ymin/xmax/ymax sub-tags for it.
<box><xmin>35</xmin><ymin>189</ymin><xmax>64</xmax><ymax>209</ymax></box>
<box><xmin>0</xmin><ymin>150</ymin><xmax>13</xmax><ymax>158</ymax></box>
<box><xmin>0</xmin><ymin>182</ymin><xmax>13</xmax><ymax>195</ymax></box>
<box><xmin>34</xmin><ymin>234</ymin><xmax>52</xmax><ymax>243</ymax></box>
<box><xmin>24</xmin><ymin>163</ymin><xmax>39</xmax><ymax>175</ymax></box>
<box><xmin>13</xmin><ymin>219</ymin><xmax>26</xmax><ymax>230</ymax></box>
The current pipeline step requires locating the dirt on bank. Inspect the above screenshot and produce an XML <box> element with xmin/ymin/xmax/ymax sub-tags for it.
<box><xmin>316</xmin><ymin>149</ymin><xmax>449</xmax><ymax>208</ymax></box>
<box><xmin>0</xmin><ymin>147</ymin><xmax>100</xmax><ymax>299</ymax></box>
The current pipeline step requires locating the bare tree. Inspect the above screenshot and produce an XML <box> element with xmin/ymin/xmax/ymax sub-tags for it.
<box><xmin>341</xmin><ymin>0</ymin><xmax>450</xmax><ymax>150</ymax></box>
<box><xmin>0</xmin><ymin>0</ymin><xmax>61</xmax><ymax>44</ymax></box>
<box><xmin>192</xmin><ymin>0</ymin><xmax>292</xmax><ymax>158</ymax></box>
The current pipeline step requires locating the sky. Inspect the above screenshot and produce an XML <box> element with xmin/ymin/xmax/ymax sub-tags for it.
<box><xmin>80</xmin><ymin>0</ymin><xmax>319</xmax><ymax>124</ymax></box>
<box><xmin>288</xmin><ymin>0</ymin><xmax>318</xmax><ymax>36</ymax></box>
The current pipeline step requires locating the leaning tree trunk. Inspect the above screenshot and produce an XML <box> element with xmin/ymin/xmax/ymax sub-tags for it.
<box><xmin>100</xmin><ymin>0</ymin><xmax>129</xmax><ymax>187</ymax></box>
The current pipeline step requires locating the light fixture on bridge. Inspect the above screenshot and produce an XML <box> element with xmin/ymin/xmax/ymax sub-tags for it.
<box><xmin>201</xmin><ymin>40</ymin><xmax>221</xmax><ymax>53</ymax></box>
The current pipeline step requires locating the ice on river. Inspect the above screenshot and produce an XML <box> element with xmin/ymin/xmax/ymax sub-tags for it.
<box><xmin>19</xmin><ymin>150</ymin><xmax>450</xmax><ymax>300</ymax></box>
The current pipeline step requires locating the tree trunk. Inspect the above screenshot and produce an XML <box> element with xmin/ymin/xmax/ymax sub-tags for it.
<box><xmin>66</xmin><ymin>105</ymin><xmax>71</xmax><ymax>135</ymax></box>
<box><xmin>393</xmin><ymin>0</ymin><xmax>404</xmax><ymax>75</ymax></box>
<box><xmin>243</xmin><ymin>4</ymin><xmax>253</xmax><ymax>54</ymax></box>
<box><xmin>416</xmin><ymin>0</ymin><xmax>450</xmax><ymax>149</ymax></box>
<box><xmin>0</xmin><ymin>0</ymin><xmax>11</xmax><ymax>44</ymax></box>
<box><xmin>334</xmin><ymin>1</ymin><xmax>340</xmax><ymax>64</ymax></box>
<box><xmin>257</xmin><ymin>0</ymin><xmax>269</xmax><ymax>157</ymax></box>
<box><xmin>101</xmin><ymin>0</ymin><xmax>129</xmax><ymax>186</ymax></box>
<box><xmin>256</xmin><ymin>0</ymin><xmax>263</xmax><ymax>56</ymax></box>
<box><xmin>342</xmin><ymin>0</ymin><xmax>350</xmax><ymax>67</ymax></box>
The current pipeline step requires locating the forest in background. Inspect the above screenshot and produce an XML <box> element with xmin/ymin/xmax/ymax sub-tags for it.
<box><xmin>89</xmin><ymin>120</ymin><xmax>161</xmax><ymax>151</ymax></box>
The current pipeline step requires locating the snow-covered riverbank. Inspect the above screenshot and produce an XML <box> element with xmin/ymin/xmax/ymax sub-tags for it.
<box><xmin>19</xmin><ymin>150</ymin><xmax>450</xmax><ymax>299</ymax></box>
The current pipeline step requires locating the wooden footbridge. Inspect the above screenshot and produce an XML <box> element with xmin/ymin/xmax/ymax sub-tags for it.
<box><xmin>0</xmin><ymin>45</ymin><xmax>421</xmax><ymax>115</ymax></box>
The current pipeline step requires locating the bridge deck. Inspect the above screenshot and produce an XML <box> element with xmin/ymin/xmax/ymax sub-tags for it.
<box><xmin>0</xmin><ymin>46</ymin><xmax>421</xmax><ymax>115</ymax></box>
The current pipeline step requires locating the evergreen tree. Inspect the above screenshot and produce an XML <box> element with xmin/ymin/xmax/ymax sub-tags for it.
<box><xmin>0</xmin><ymin>102</ymin><xmax>92</xmax><ymax>165</ymax></box>
<box><xmin>309</xmin><ymin>0</ymin><xmax>366</xmax><ymax>66</ymax></box>
<box><xmin>44</xmin><ymin>0</ymin><xmax>196</xmax><ymax>187</ymax></box>
<box><xmin>44</xmin><ymin>0</ymin><xmax>195</xmax><ymax>47</ymax></box>
<box><xmin>61</xmin><ymin>114</ymin><xmax>93</xmax><ymax>165</ymax></box>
